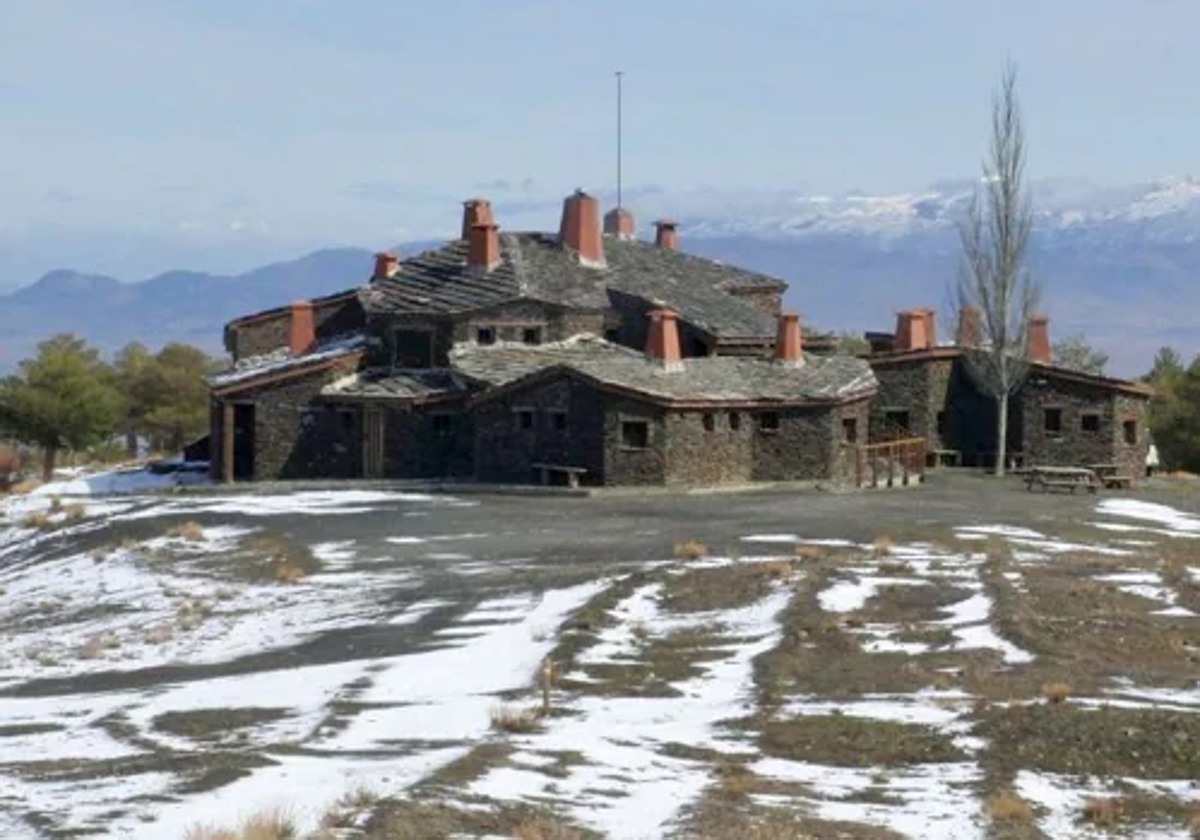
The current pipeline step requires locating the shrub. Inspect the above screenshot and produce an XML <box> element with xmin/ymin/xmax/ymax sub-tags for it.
<box><xmin>319</xmin><ymin>786</ymin><xmax>380</xmax><ymax>829</ymax></box>
<box><xmin>512</xmin><ymin>817</ymin><xmax>584</xmax><ymax>840</ymax></box>
<box><xmin>21</xmin><ymin>511</ymin><xmax>55</xmax><ymax>531</ymax></box>
<box><xmin>271</xmin><ymin>560</ymin><xmax>307</xmax><ymax>584</ymax></box>
<box><xmin>1043</xmin><ymin>682</ymin><xmax>1071</xmax><ymax>704</ymax></box>
<box><xmin>490</xmin><ymin>705</ymin><xmax>543</xmax><ymax>734</ymax></box>
<box><xmin>142</xmin><ymin>623</ymin><xmax>174</xmax><ymax>646</ymax></box>
<box><xmin>793</xmin><ymin>544</ymin><xmax>828</xmax><ymax>561</ymax></box>
<box><xmin>987</xmin><ymin>790</ymin><xmax>1033</xmax><ymax>822</ymax></box>
<box><xmin>755</xmin><ymin>559</ymin><xmax>794</xmax><ymax>579</ymax></box>
<box><xmin>674</xmin><ymin>540</ymin><xmax>709</xmax><ymax>560</ymax></box>
<box><xmin>1081</xmin><ymin>797</ymin><xmax>1124</xmax><ymax>827</ymax></box>
<box><xmin>184</xmin><ymin>809</ymin><xmax>297</xmax><ymax>840</ymax></box>
<box><xmin>168</xmin><ymin>521</ymin><xmax>206</xmax><ymax>542</ymax></box>
<box><xmin>871</xmin><ymin>535</ymin><xmax>895</xmax><ymax>556</ymax></box>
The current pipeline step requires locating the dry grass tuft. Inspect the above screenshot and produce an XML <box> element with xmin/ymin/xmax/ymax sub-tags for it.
<box><xmin>674</xmin><ymin>539</ymin><xmax>709</xmax><ymax>560</ymax></box>
<box><xmin>142</xmin><ymin>623</ymin><xmax>174</xmax><ymax>646</ymax></box>
<box><xmin>9</xmin><ymin>479</ymin><xmax>42</xmax><ymax>495</ymax></box>
<box><xmin>755</xmin><ymin>559</ymin><xmax>794</xmax><ymax>579</ymax></box>
<box><xmin>1043</xmin><ymin>682</ymin><xmax>1071</xmax><ymax>704</ymax></box>
<box><xmin>21</xmin><ymin>510</ymin><xmax>55</xmax><ymax>531</ymax></box>
<box><xmin>185</xmin><ymin>808</ymin><xmax>297</xmax><ymax>840</ymax></box>
<box><xmin>271</xmin><ymin>560</ymin><xmax>308</xmax><ymax>584</ymax></box>
<box><xmin>715</xmin><ymin>762</ymin><xmax>758</xmax><ymax>797</ymax></box>
<box><xmin>1080</xmin><ymin>797</ymin><xmax>1124</xmax><ymax>827</ymax></box>
<box><xmin>878</xmin><ymin>559</ymin><xmax>913</xmax><ymax>575</ymax></box>
<box><xmin>1188</xmin><ymin>809</ymin><xmax>1200</xmax><ymax>838</ymax></box>
<box><xmin>793</xmin><ymin>544</ymin><xmax>828</xmax><ymax>561</ymax></box>
<box><xmin>490</xmin><ymin>704</ymin><xmax>543</xmax><ymax>734</ymax></box>
<box><xmin>871</xmin><ymin>535</ymin><xmax>895</xmax><ymax>556</ymax></box>
<box><xmin>320</xmin><ymin>786</ymin><xmax>381</xmax><ymax>829</ymax></box>
<box><xmin>168</xmin><ymin>521</ymin><xmax>206</xmax><ymax>542</ymax></box>
<box><xmin>78</xmin><ymin>632</ymin><xmax>120</xmax><ymax>660</ymax></box>
<box><xmin>62</xmin><ymin>502</ymin><xmax>87</xmax><ymax>522</ymax></box>
<box><xmin>49</xmin><ymin>495</ymin><xmax>63</xmax><ymax>513</ymax></box>
<box><xmin>511</xmin><ymin>816</ymin><xmax>584</xmax><ymax>840</ymax></box>
<box><xmin>987</xmin><ymin>790</ymin><xmax>1033</xmax><ymax>822</ymax></box>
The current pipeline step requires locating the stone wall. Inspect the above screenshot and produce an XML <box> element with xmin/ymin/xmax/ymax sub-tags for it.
<box><xmin>602</xmin><ymin>395</ymin><xmax>668</xmax><ymax>486</ymax></box>
<box><xmin>869</xmin><ymin>358</ymin><xmax>942</xmax><ymax>443</ymax></box>
<box><xmin>834</xmin><ymin>398</ymin><xmax>872</xmax><ymax>485</ymax></box>
<box><xmin>368</xmin><ymin>313</ymin><xmax>454</xmax><ymax>368</ymax></box>
<box><xmin>473</xmin><ymin>375</ymin><xmax>608</xmax><ymax>485</ymax></box>
<box><xmin>382</xmin><ymin>404</ymin><xmax>474</xmax><ymax>479</ymax></box>
<box><xmin>226</xmin><ymin>312</ymin><xmax>291</xmax><ymax>361</ymax></box>
<box><xmin>606</xmin><ymin>292</ymin><xmax>716</xmax><ymax>358</ymax></box>
<box><xmin>313</xmin><ymin>295</ymin><xmax>365</xmax><ymax>342</ymax></box>
<box><xmin>1020</xmin><ymin>372</ymin><xmax>1150</xmax><ymax>473</ymax></box>
<box><xmin>452</xmin><ymin>300</ymin><xmax>609</xmax><ymax>345</ymax></box>
<box><xmin>662</xmin><ymin>410</ymin><xmax>754</xmax><ymax>485</ymax></box>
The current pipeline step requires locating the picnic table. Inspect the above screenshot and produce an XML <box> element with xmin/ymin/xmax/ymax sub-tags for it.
<box><xmin>1024</xmin><ymin>465</ymin><xmax>1100</xmax><ymax>494</ymax></box>
<box><xmin>1088</xmin><ymin>463</ymin><xmax>1134</xmax><ymax>489</ymax></box>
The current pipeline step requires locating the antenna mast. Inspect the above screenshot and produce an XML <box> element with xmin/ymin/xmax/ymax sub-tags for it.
<box><xmin>615</xmin><ymin>70</ymin><xmax>624</xmax><ymax>210</ymax></box>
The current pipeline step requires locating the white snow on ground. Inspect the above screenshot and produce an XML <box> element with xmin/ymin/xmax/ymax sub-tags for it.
<box><xmin>752</xmin><ymin>758</ymin><xmax>985</xmax><ymax>840</ymax></box>
<box><xmin>1016</xmin><ymin>770</ymin><xmax>1199</xmax><ymax>840</ymax></box>
<box><xmin>781</xmin><ymin>688</ymin><xmax>983</xmax><ymax>752</ymax></box>
<box><xmin>935</xmin><ymin>589</ymin><xmax>1035</xmax><ymax>665</ymax></box>
<box><xmin>28</xmin><ymin>466</ymin><xmax>213</xmax><ymax>497</ymax></box>
<box><xmin>1098</xmin><ymin>498</ymin><xmax>1200</xmax><ymax>534</ymax></box>
<box><xmin>1095</xmin><ymin>570</ymin><xmax>1196</xmax><ymax>616</ymax></box>
<box><xmin>819</xmin><ymin>574</ymin><xmax>926</xmax><ymax>613</ymax></box>
<box><xmin>111</xmin><ymin>490</ymin><xmax>444</xmax><ymax>521</ymax></box>
<box><xmin>468</xmin><ymin>587</ymin><xmax>792</xmax><ymax>839</ymax></box>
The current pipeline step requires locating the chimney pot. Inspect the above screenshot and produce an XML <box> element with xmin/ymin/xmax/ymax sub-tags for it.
<box><xmin>468</xmin><ymin>222</ymin><xmax>502</xmax><ymax>273</ymax></box>
<box><xmin>559</xmin><ymin>190</ymin><xmax>605</xmax><ymax>267</ymax></box>
<box><xmin>645</xmin><ymin>309</ymin><xmax>682</xmax><ymax>368</ymax></box>
<box><xmin>775</xmin><ymin>312</ymin><xmax>805</xmax><ymax>366</ymax></box>
<box><xmin>1028</xmin><ymin>314</ymin><xmax>1052</xmax><ymax>364</ymax></box>
<box><xmin>920</xmin><ymin>308</ymin><xmax>937</xmax><ymax>347</ymax></box>
<box><xmin>654</xmin><ymin>219</ymin><xmax>679</xmax><ymax>251</ymax></box>
<box><xmin>604</xmin><ymin>207</ymin><xmax>636</xmax><ymax>240</ymax></box>
<box><xmin>373</xmin><ymin>251</ymin><xmax>400</xmax><ymax>281</ymax></box>
<box><xmin>461</xmin><ymin>198</ymin><xmax>494</xmax><ymax>241</ymax></box>
<box><xmin>956</xmin><ymin>306</ymin><xmax>983</xmax><ymax>348</ymax></box>
<box><xmin>290</xmin><ymin>300</ymin><xmax>315</xmax><ymax>355</ymax></box>
<box><xmin>893</xmin><ymin>308</ymin><xmax>931</xmax><ymax>352</ymax></box>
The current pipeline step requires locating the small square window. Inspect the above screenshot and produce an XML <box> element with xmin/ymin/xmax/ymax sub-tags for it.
<box><xmin>621</xmin><ymin>420</ymin><xmax>649</xmax><ymax>449</ymax></box>
<box><xmin>604</xmin><ymin>328</ymin><xmax>621</xmax><ymax>342</ymax></box>
<box><xmin>515</xmin><ymin>409</ymin><xmax>534</xmax><ymax>430</ymax></box>
<box><xmin>1080</xmin><ymin>413</ymin><xmax>1101</xmax><ymax>433</ymax></box>
<box><xmin>522</xmin><ymin>327</ymin><xmax>542</xmax><ymax>346</ymax></box>
<box><xmin>432</xmin><ymin>414</ymin><xmax>452</xmax><ymax>435</ymax></box>
<box><xmin>1044</xmin><ymin>407</ymin><xmax>1063</xmax><ymax>435</ymax></box>
<box><xmin>550</xmin><ymin>411</ymin><xmax>567</xmax><ymax>431</ymax></box>
<box><xmin>842</xmin><ymin>417</ymin><xmax>858</xmax><ymax>444</ymax></box>
<box><xmin>477</xmin><ymin>327</ymin><xmax>496</xmax><ymax>345</ymax></box>
<box><xmin>758</xmin><ymin>412</ymin><xmax>780</xmax><ymax>432</ymax></box>
<box><xmin>885</xmin><ymin>410</ymin><xmax>911</xmax><ymax>434</ymax></box>
<box><xmin>729</xmin><ymin>413</ymin><xmax>742</xmax><ymax>431</ymax></box>
<box><xmin>702</xmin><ymin>413</ymin><xmax>715</xmax><ymax>432</ymax></box>
<box><xmin>1123</xmin><ymin>419</ymin><xmax>1138</xmax><ymax>445</ymax></box>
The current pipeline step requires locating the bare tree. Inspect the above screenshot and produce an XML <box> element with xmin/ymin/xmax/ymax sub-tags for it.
<box><xmin>957</xmin><ymin>63</ymin><xmax>1038</xmax><ymax>477</ymax></box>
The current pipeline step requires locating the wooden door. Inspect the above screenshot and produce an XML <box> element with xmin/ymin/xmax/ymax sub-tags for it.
<box><xmin>363</xmin><ymin>408</ymin><xmax>385</xmax><ymax>479</ymax></box>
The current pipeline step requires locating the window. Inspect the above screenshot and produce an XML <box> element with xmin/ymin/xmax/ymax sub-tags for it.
<box><xmin>432</xmin><ymin>414</ymin><xmax>452</xmax><ymax>436</ymax></box>
<box><xmin>621</xmin><ymin>420</ymin><xmax>649</xmax><ymax>449</ymax></box>
<box><xmin>936</xmin><ymin>411</ymin><xmax>946</xmax><ymax>437</ymax></box>
<box><xmin>477</xmin><ymin>327</ymin><xmax>496</xmax><ymax>345</ymax></box>
<box><xmin>550</xmin><ymin>410</ymin><xmax>567</xmax><ymax>431</ymax></box>
<box><xmin>1043</xmin><ymin>407</ymin><xmax>1063</xmax><ymax>435</ymax></box>
<box><xmin>702</xmin><ymin>413</ymin><xmax>715</xmax><ymax>432</ymax></box>
<box><xmin>337</xmin><ymin>409</ymin><xmax>356</xmax><ymax>434</ymax></box>
<box><xmin>522</xmin><ymin>327</ymin><xmax>542</xmax><ymax>346</ymax></box>
<box><xmin>758</xmin><ymin>412</ymin><xmax>780</xmax><ymax>433</ymax></box>
<box><xmin>604</xmin><ymin>327</ymin><xmax>621</xmax><ymax>342</ymax></box>
<box><xmin>1080</xmin><ymin>413</ymin><xmax>1101</xmax><ymax>434</ymax></box>
<box><xmin>515</xmin><ymin>409</ymin><xmax>534</xmax><ymax>430</ymax></box>
<box><xmin>842</xmin><ymin>417</ymin><xmax>858</xmax><ymax>444</ymax></box>
<box><xmin>729</xmin><ymin>413</ymin><xmax>742</xmax><ymax>431</ymax></box>
<box><xmin>393</xmin><ymin>329</ymin><xmax>433</xmax><ymax>368</ymax></box>
<box><xmin>1123</xmin><ymin>419</ymin><xmax>1138</xmax><ymax>445</ymax></box>
<box><xmin>884</xmin><ymin>410</ymin><xmax>911</xmax><ymax>434</ymax></box>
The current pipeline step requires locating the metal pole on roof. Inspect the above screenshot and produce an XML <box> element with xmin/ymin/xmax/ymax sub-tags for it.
<box><xmin>615</xmin><ymin>69</ymin><xmax>624</xmax><ymax>210</ymax></box>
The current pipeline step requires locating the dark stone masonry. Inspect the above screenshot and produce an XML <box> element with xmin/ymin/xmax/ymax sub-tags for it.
<box><xmin>206</xmin><ymin>191</ymin><xmax>1152</xmax><ymax>488</ymax></box>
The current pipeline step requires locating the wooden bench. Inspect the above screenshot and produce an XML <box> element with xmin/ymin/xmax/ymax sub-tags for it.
<box><xmin>531</xmin><ymin>462</ymin><xmax>588</xmax><ymax>489</ymax></box>
<box><xmin>1088</xmin><ymin>463</ymin><xmax>1134</xmax><ymax>490</ymax></box>
<box><xmin>1024</xmin><ymin>466</ymin><xmax>1099</xmax><ymax>494</ymax></box>
<box><xmin>929</xmin><ymin>449</ymin><xmax>961</xmax><ymax>468</ymax></box>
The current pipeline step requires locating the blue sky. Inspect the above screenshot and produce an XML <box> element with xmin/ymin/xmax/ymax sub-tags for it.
<box><xmin>2</xmin><ymin>0</ymin><xmax>1199</xmax><ymax>282</ymax></box>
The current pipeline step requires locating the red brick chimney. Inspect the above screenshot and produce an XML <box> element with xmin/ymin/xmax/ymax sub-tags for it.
<box><xmin>373</xmin><ymin>251</ymin><xmax>400</xmax><ymax>281</ymax></box>
<box><xmin>559</xmin><ymin>190</ymin><xmax>605</xmax><ymax>267</ymax></box>
<box><xmin>461</xmin><ymin>198</ymin><xmax>494</xmax><ymax>241</ymax></box>
<box><xmin>468</xmin><ymin>222</ymin><xmax>501</xmax><ymax>273</ymax></box>
<box><xmin>920</xmin><ymin>308</ymin><xmax>937</xmax><ymax>347</ymax></box>
<box><xmin>1028</xmin><ymin>315</ymin><xmax>1052</xmax><ymax>364</ymax></box>
<box><xmin>655</xmin><ymin>219</ymin><xmax>678</xmax><ymax>251</ymax></box>
<box><xmin>956</xmin><ymin>306</ymin><xmax>983</xmax><ymax>348</ymax></box>
<box><xmin>645</xmin><ymin>309</ymin><xmax>682</xmax><ymax>368</ymax></box>
<box><xmin>290</xmin><ymin>300</ymin><xmax>315</xmax><ymax>355</ymax></box>
<box><xmin>775</xmin><ymin>312</ymin><xmax>804</xmax><ymax>366</ymax></box>
<box><xmin>894</xmin><ymin>309</ymin><xmax>931</xmax><ymax>352</ymax></box>
<box><xmin>604</xmin><ymin>207</ymin><xmax>636</xmax><ymax>240</ymax></box>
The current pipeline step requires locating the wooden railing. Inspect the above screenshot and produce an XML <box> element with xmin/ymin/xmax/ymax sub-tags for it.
<box><xmin>856</xmin><ymin>437</ymin><xmax>927</xmax><ymax>489</ymax></box>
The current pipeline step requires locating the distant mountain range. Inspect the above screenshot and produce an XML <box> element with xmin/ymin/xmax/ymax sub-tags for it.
<box><xmin>4</xmin><ymin>177</ymin><xmax>1200</xmax><ymax>377</ymax></box>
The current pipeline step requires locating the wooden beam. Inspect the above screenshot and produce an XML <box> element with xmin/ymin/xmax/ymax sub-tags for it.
<box><xmin>221</xmin><ymin>402</ymin><xmax>235</xmax><ymax>483</ymax></box>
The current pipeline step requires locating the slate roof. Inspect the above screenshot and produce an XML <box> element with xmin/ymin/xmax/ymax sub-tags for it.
<box><xmin>450</xmin><ymin>335</ymin><xmax>877</xmax><ymax>405</ymax></box>
<box><xmin>322</xmin><ymin>368</ymin><xmax>472</xmax><ymax>401</ymax></box>
<box><xmin>360</xmin><ymin>233</ymin><xmax>780</xmax><ymax>340</ymax></box>
<box><xmin>208</xmin><ymin>333</ymin><xmax>366</xmax><ymax>389</ymax></box>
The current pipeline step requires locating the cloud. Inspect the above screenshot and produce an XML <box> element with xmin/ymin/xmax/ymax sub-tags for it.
<box><xmin>343</xmin><ymin>182</ymin><xmax>417</xmax><ymax>204</ymax></box>
<box><xmin>44</xmin><ymin>189</ymin><xmax>79</xmax><ymax>204</ymax></box>
<box><xmin>473</xmin><ymin>176</ymin><xmax>540</xmax><ymax>195</ymax></box>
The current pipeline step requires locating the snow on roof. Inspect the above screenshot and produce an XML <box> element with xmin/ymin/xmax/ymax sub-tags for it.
<box><xmin>208</xmin><ymin>333</ymin><xmax>367</xmax><ymax>388</ymax></box>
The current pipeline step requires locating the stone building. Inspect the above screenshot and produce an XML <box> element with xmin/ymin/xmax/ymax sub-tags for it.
<box><xmin>865</xmin><ymin>307</ymin><xmax>1152</xmax><ymax>474</ymax></box>
<box><xmin>206</xmin><ymin>191</ymin><xmax>877</xmax><ymax>487</ymax></box>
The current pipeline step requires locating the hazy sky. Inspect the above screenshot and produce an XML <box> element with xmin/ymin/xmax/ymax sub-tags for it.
<box><xmin>2</xmin><ymin>0</ymin><xmax>1199</xmax><ymax>280</ymax></box>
